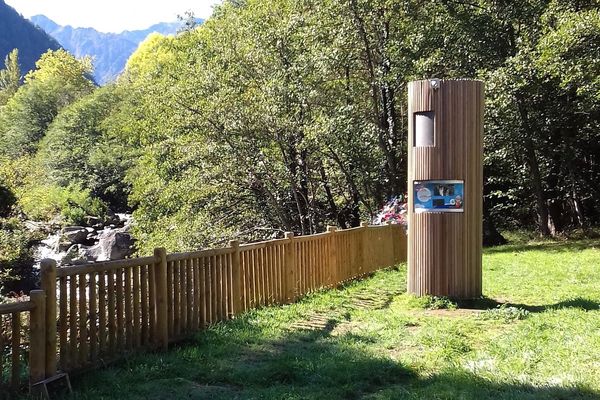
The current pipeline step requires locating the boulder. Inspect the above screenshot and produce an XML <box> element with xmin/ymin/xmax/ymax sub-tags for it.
<box><xmin>84</xmin><ymin>216</ymin><xmax>101</xmax><ymax>227</ymax></box>
<box><xmin>84</xmin><ymin>229</ymin><xmax>135</xmax><ymax>261</ymax></box>
<box><xmin>23</xmin><ymin>220</ymin><xmax>45</xmax><ymax>232</ymax></box>
<box><xmin>62</xmin><ymin>226</ymin><xmax>85</xmax><ymax>232</ymax></box>
<box><xmin>58</xmin><ymin>240</ymin><xmax>73</xmax><ymax>252</ymax></box>
<box><xmin>61</xmin><ymin>227</ymin><xmax>88</xmax><ymax>245</ymax></box>
<box><xmin>62</xmin><ymin>244</ymin><xmax>93</xmax><ymax>265</ymax></box>
<box><xmin>104</xmin><ymin>210</ymin><xmax>120</xmax><ymax>227</ymax></box>
<box><xmin>86</xmin><ymin>232</ymin><xmax>98</xmax><ymax>241</ymax></box>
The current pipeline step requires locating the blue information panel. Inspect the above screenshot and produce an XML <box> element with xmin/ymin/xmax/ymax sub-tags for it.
<box><xmin>413</xmin><ymin>180</ymin><xmax>464</xmax><ymax>213</ymax></box>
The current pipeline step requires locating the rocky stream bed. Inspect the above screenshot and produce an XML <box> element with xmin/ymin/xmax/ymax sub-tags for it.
<box><xmin>30</xmin><ymin>213</ymin><xmax>136</xmax><ymax>267</ymax></box>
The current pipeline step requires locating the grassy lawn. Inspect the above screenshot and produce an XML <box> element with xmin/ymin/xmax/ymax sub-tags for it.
<box><xmin>57</xmin><ymin>237</ymin><xmax>600</xmax><ymax>399</ymax></box>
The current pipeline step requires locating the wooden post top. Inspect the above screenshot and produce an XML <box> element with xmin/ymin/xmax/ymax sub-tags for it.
<box><xmin>40</xmin><ymin>259</ymin><xmax>57</xmax><ymax>273</ymax></box>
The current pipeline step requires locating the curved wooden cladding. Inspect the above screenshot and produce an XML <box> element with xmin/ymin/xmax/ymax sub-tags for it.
<box><xmin>407</xmin><ymin>79</ymin><xmax>483</xmax><ymax>299</ymax></box>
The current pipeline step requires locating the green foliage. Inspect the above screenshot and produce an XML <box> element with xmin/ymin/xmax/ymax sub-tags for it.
<box><xmin>0</xmin><ymin>183</ymin><xmax>16</xmax><ymax>217</ymax></box>
<box><xmin>0</xmin><ymin>48</ymin><xmax>21</xmax><ymax>105</ymax></box>
<box><xmin>0</xmin><ymin>218</ymin><xmax>37</xmax><ymax>294</ymax></box>
<box><xmin>107</xmin><ymin>0</ymin><xmax>600</xmax><ymax>253</ymax></box>
<box><xmin>17</xmin><ymin>182</ymin><xmax>105</xmax><ymax>225</ymax></box>
<box><xmin>38</xmin><ymin>84</ymin><xmax>132</xmax><ymax>211</ymax></box>
<box><xmin>479</xmin><ymin>305</ymin><xmax>530</xmax><ymax>322</ymax></box>
<box><xmin>0</xmin><ymin>49</ymin><xmax>95</xmax><ymax>157</ymax></box>
<box><xmin>114</xmin><ymin>0</ymin><xmax>425</xmax><ymax>250</ymax></box>
<box><xmin>422</xmin><ymin>296</ymin><xmax>458</xmax><ymax>311</ymax></box>
<box><xmin>537</xmin><ymin>1</ymin><xmax>600</xmax><ymax>99</ymax></box>
<box><xmin>0</xmin><ymin>153</ymin><xmax>105</xmax><ymax>224</ymax></box>
<box><xmin>1</xmin><ymin>0</ymin><xmax>599</xmax><ymax>256</ymax></box>
<box><xmin>399</xmin><ymin>294</ymin><xmax>458</xmax><ymax>310</ymax></box>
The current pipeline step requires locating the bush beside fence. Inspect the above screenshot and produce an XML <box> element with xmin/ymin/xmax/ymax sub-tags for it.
<box><xmin>3</xmin><ymin>222</ymin><xmax>406</xmax><ymax>395</ymax></box>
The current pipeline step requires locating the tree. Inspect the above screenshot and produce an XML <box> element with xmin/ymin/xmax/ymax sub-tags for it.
<box><xmin>0</xmin><ymin>48</ymin><xmax>21</xmax><ymax>105</ymax></box>
<box><xmin>38</xmin><ymin>84</ymin><xmax>132</xmax><ymax>211</ymax></box>
<box><xmin>0</xmin><ymin>49</ymin><xmax>95</xmax><ymax>157</ymax></box>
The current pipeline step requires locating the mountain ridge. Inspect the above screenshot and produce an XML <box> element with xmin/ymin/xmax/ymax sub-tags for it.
<box><xmin>0</xmin><ymin>0</ymin><xmax>61</xmax><ymax>76</ymax></box>
<box><xmin>30</xmin><ymin>15</ymin><xmax>202</xmax><ymax>85</ymax></box>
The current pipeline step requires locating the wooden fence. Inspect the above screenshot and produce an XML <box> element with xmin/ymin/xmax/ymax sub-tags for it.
<box><xmin>0</xmin><ymin>291</ymin><xmax>46</xmax><ymax>396</ymax></box>
<box><xmin>2</xmin><ymin>222</ymin><xmax>406</xmax><ymax>394</ymax></box>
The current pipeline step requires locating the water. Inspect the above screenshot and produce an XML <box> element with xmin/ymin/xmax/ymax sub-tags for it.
<box><xmin>33</xmin><ymin>233</ymin><xmax>65</xmax><ymax>268</ymax></box>
<box><xmin>32</xmin><ymin>213</ymin><xmax>133</xmax><ymax>268</ymax></box>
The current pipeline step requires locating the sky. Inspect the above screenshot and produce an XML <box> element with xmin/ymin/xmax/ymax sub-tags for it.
<box><xmin>5</xmin><ymin>0</ymin><xmax>221</xmax><ymax>33</ymax></box>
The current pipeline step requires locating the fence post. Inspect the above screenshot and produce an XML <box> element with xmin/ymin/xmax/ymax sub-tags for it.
<box><xmin>284</xmin><ymin>232</ymin><xmax>296</xmax><ymax>304</ymax></box>
<box><xmin>399</xmin><ymin>225</ymin><xmax>408</xmax><ymax>263</ymax></box>
<box><xmin>360</xmin><ymin>222</ymin><xmax>368</xmax><ymax>275</ymax></box>
<box><xmin>386</xmin><ymin>220</ymin><xmax>395</xmax><ymax>266</ymax></box>
<box><xmin>40</xmin><ymin>259</ymin><xmax>57</xmax><ymax>378</ymax></box>
<box><xmin>229</xmin><ymin>240</ymin><xmax>241</xmax><ymax>316</ymax></box>
<box><xmin>154</xmin><ymin>248</ymin><xmax>169</xmax><ymax>351</ymax></box>
<box><xmin>29</xmin><ymin>290</ymin><xmax>46</xmax><ymax>388</ymax></box>
<box><xmin>326</xmin><ymin>226</ymin><xmax>338</xmax><ymax>286</ymax></box>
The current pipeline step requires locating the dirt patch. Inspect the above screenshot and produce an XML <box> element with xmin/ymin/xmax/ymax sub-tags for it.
<box><xmin>288</xmin><ymin>312</ymin><xmax>339</xmax><ymax>332</ymax></box>
<box><xmin>421</xmin><ymin>308</ymin><xmax>482</xmax><ymax>318</ymax></box>
<box><xmin>331</xmin><ymin>321</ymin><xmax>362</xmax><ymax>336</ymax></box>
<box><xmin>405</xmin><ymin>322</ymin><xmax>420</xmax><ymax>333</ymax></box>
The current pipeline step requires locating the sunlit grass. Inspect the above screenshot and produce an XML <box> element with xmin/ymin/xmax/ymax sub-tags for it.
<box><xmin>52</xmin><ymin>236</ymin><xmax>600</xmax><ymax>400</ymax></box>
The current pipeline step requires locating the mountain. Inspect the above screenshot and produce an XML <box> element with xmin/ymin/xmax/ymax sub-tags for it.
<box><xmin>30</xmin><ymin>15</ymin><xmax>202</xmax><ymax>85</ymax></box>
<box><xmin>0</xmin><ymin>0</ymin><xmax>61</xmax><ymax>75</ymax></box>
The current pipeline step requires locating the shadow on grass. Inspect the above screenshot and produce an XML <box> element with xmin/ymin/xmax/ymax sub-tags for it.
<box><xmin>457</xmin><ymin>296</ymin><xmax>600</xmax><ymax>313</ymax></box>
<box><xmin>62</xmin><ymin>310</ymin><xmax>600</xmax><ymax>400</ymax></box>
<box><xmin>371</xmin><ymin>372</ymin><xmax>600</xmax><ymax>400</ymax></box>
<box><xmin>484</xmin><ymin>239</ymin><xmax>599</xmax><ymax>255</ymax></box>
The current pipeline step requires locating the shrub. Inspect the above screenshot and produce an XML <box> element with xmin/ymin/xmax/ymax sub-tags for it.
<box><xmin>0</xmin><ymin>218</ymin><xmax>38</xmax><ymax>294</ymax></box>
<box><xmin>18</xmin><ymin>183</ymin><xmax>106</xmax><ymax>225</ymax></box>
<box><xmin>0</xmin><ymin>183</ymin><xmax>16</xmax><ymax>217</ymax></box>
<box><xmin>479</xmin><ymin>305</ymin><xmax>530</xmax><ymax>322</ymax></box>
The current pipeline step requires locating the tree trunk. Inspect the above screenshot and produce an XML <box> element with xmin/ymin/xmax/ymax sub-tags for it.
<box><xmin>516</xmin><ymin>96</ymin><xmax>551</xmax><ymax>236</ymax></box>
<box><xmin>319</xmin><ymin>163</ymin><xmax>347</xmax><ymax>229</ymax></box>
<box><xmin>482</xmin><ymin>206</ymin><xmax>507</xmax><ymax>247</ymax></box>
<box><xmin>349</xmin><ymin>0</ymin><xmax>402</xmax><ymax>196</ymax></box>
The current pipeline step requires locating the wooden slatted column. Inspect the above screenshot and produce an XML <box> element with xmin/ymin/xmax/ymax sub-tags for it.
<box><xmin>407</xmin><ymin>79</ymin><xmax>483</xmax><ymax>298</ymax></box>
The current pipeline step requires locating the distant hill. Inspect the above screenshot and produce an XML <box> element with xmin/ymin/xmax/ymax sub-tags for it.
<box><xmin>0</xmin><ymin>0</ymin><xmax>61</xmax><ymax>76</ymax></box>
<box><xmin>30</xmin><ymin>15</ymin><xmax>203</xmax><ymax>85</ymax></box>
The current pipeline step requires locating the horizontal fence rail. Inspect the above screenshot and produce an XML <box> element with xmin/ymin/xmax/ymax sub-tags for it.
<box><xmin>2</xmin><ymin>222</ymin><xmax>406</xmax><ymax>395</ymax></box>
<box><xmin>0</xmin><ymin>291</ymin><xmax>46</xmax><ymax>397</ymax></box>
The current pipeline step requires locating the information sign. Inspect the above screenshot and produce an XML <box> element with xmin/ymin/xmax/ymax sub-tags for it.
<box><xmin>413</xmin><ymin>180</ymin><xmax>464</xmax><ymax>213</ymax></box>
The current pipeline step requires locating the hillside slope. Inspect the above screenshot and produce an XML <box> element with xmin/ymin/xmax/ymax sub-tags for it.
<box><xmin>30</xmin><ymin>15</ymin><xmax>201</xmax><ymax>84</ymax></box>
<box><xmin>0</xmin><ymin>0</ymin><xmax>61</xmax><ymax>75</ymax></box>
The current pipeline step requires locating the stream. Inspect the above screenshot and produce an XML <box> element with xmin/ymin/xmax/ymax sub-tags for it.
<box><xmin>32</xmin><ymin>213</ymin><xmax>135</xmax><ymax>268</ymax></box>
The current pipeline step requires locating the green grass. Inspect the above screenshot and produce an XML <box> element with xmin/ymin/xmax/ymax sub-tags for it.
<box><xmin>55</xmin><ymin>237</ymin><xmax>600</xmax><ymax>399</ymax></box>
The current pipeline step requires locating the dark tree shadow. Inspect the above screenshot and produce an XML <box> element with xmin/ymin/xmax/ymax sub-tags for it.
<box><xmin>457</xmin><ymin>296</ymin><xmax>600</xmax><ymax>313</ymax></box>
<box><xmin>484</xmin><ymin>239</ymin><xmax>599</xmax><ymax>255</ymax></box>
<box><xmin>66</xmin><ymin>305</ymin><xmax>600</xmax><ymax>400</ymax></box>
<box><xmin>375</xmin><ymin>372</ymin><xmax>600</xmax><ymax>400</ymax></box>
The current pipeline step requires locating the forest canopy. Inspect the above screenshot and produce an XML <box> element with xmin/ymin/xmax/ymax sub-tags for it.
<box><xmin>1</xmin><ymin>0</ymin><xmax>599</xmax><ymax>261</ymax></box>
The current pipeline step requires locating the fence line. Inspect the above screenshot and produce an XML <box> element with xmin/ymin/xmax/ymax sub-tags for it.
<box><xmin>0</xmin><ymin>290</ymin><xmax>46</xmax><ymax>395</ymax></box>
<box><xmin>3</xmin><ymin>222</ymin><xmax>406</xmax><ymax>395</ymax></box>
